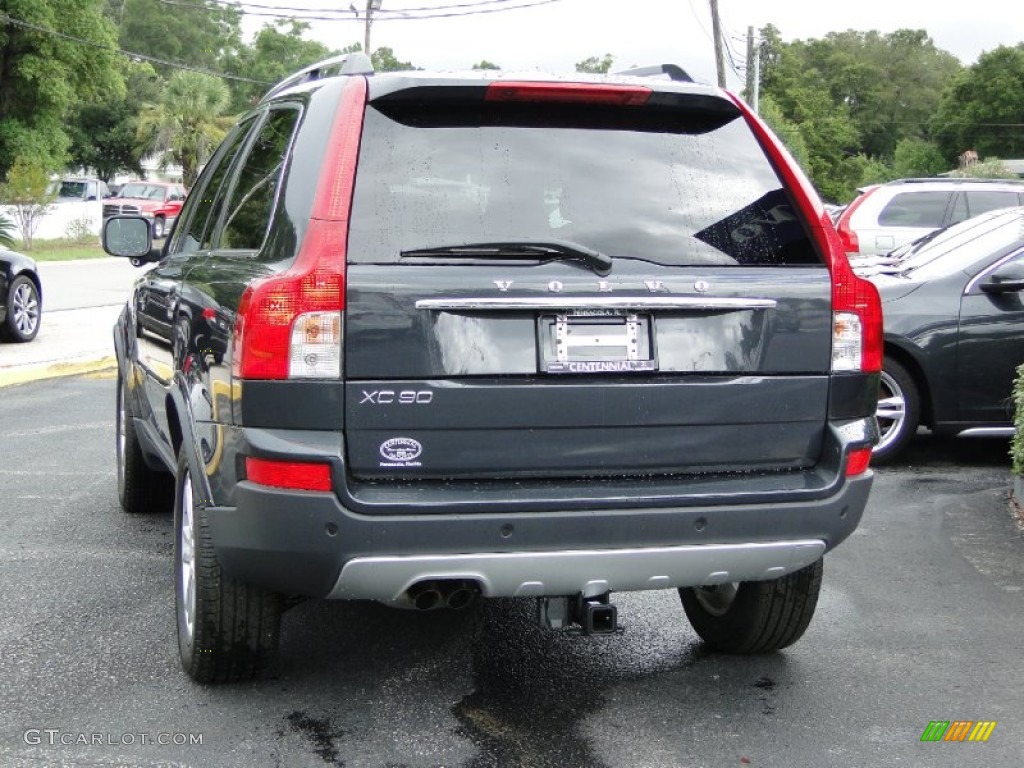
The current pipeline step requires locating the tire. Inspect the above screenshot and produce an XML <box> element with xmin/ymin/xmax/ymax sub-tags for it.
<box><xmin>2</xmin><ymin>275</ymin><xmax>41</xmax><ymax>342</ymax></box>
<box><xmin>174</xmin><ymin>449</ymin><xmax>283</xmax><ymax>683</ymax></box>
<box><xmin>116</xmin><ymin>372</ymin><xmax>174</xmax><ymax>514</ymax></box>
<box><xmin>679</xmin><ymin>559</ymin><xmax>823</xmax><ymax>654</ymax></box>
<box><xmin>152</xmin><ymin>216</ymin><xmax>165</xmax><ymax>239</ymax></box>
<box><xmin>873</xmin><ymin>356</ymin><xmax>920</xmax><ymax>464</ymax></box>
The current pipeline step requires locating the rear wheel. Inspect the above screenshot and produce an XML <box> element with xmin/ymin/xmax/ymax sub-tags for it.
<box><xmin>116</xmin><ymin>372</ymin><xmax>173</xmax><ymax>514</ymax></box>
<box><xmin>874</xmin><ymin>356</ymin><xmax>920</xmax><ymax>464</ymax></box>
<box><xmin>174</xmin><ymin>450</ymin><xmax>282</xmax><ymax>683</ymax></box>
<box><xmin>679</xmin><ymin>559</ymin><xmax>823</xmax><ymax>653</ymax></box>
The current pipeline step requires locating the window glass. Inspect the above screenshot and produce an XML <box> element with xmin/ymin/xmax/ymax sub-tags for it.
<box><xmin>348</xmin><ymin>101</ymin><xmax>822</xmax><ymax>267</ymax></box>
<box><xmin>877</xmin><ymin>191</ymin><xmax>951</xmax><ymax>227</ymax></box>
<box><xmin>219</xmin><ymin>108</ymin><xmax>300</xmax><ymax>251</ymax></box>
<box><xmin>168</xmin><ymin>118</ymin><xmax>256</xmax><ymax>256</ymax></box>
<box><xmin>964</xmin><ymin>190</ymin><xmax>1022</xmax><ymax>219</ymax></box>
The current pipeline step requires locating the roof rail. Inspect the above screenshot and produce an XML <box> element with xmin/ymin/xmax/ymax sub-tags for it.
<box><xmin>261</xmin><ymin>53</ymin><xmax>374</xmax><ymax>103</ymax></box>
<box><xmin>612</xmin><ymin>64</ymin><xmax>693</xmax><ymax>83</ymax></box>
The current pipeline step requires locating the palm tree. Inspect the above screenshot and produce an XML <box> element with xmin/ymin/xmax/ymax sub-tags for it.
<box><xmin>136</xmin><ymin>72</ymin><xmax>234</xmax><ymax>187</ymax></box>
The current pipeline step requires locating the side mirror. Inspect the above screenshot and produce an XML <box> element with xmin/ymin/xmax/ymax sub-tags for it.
<box><xmin>980</xmin><ymin>260</ymin><xmax>1024</xmax><ymax>294</ymax></box>
<box><xmin>103</xmin><ymin>215</ymin><xmax>161</xmax><ymax>265</ymax></box>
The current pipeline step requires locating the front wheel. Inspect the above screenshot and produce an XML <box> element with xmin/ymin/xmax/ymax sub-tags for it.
<box><xmin>679</xmin><ymin>559</ymin><xmax>823</xmax><ymax>654</ymax></box>
<box><xmin>174</xmin><ymin>450</ymin><xmax>282</xmax><ymax>683</ymax></box>
<box><xmin>2</xmin><ymin>275</ymin><xmax>41</xmax><ymax>342</ymax></box>
<box><xmin>152</xmin><ymin>216</ymin><xmax>166</xmax><ymax>239</ymax></box>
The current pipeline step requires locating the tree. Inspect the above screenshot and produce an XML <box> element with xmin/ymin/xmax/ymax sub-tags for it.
<box><xmin>932</xmin><ymin>44</ymin><xmax>1024</xmax><ymax>161</ymax></box>
<box><xmin>371</xmin><ymin>46</ymin><xmax>416</xmax><ymax>72</ymax></box>
<box><xmin>224</xmin><ymin>20</ymin><xmax>333</xmax><ymax>112</ymax></box>
<box><xmin>0</xmin><ymin>212</ymin><xmax>16</xmax><ymax>249</ymax></box>
<box><xmin>0</xmin><ymin>157</ymin><xmax>57</xmax><ymax>250</ymax></box>
<box><xmin>891</xmin><ymin>137</ymin><xmax>948</xmax><ymax>178</ymax></box>
<box><xmin>107</xmin><ymin>0</ymin><xmax>242</xmax><ymax>76</ymax></box>
<box><xmin>0</xmin><ymin>1</ymin><xmax>124</xmax><ymax>177</ymax></box>
<box><xmin>575</xmin><ymin>54</ymin><xmax>614</xmax><ymax>74</ymax></box>
<box><xmin>67</xmin><ymin>62</ymin><xmax>160</xmax><ymax>181</ymax></box>
<box><xmin>136</xmin><ymin>71</ymin><xmax>232</xmax><ymax>187</ymax></box>
<box><xmin>472</xmin><ymin>60</ymin><xmax>500</xmax><ymax>70</ymax></box>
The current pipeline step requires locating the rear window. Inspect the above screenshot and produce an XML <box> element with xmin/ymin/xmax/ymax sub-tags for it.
<box><xmin>347</xmin><ymin>100</ymin><xmax>821</xmax><ymax>267</ymax></box>
<box><xmin>877</xmin><ymin>191</ymin><xmax>951</xmax><ymax>228</ymax></box>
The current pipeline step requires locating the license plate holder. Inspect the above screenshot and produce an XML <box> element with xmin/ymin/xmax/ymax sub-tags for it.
<box><xmin>539</xmin><ymin>312</ymin><xmax>656</xmax><ymax>374</ymax></box>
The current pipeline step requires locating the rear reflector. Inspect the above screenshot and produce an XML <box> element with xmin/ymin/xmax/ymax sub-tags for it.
<box><xmin>845</xmin><ymin>448</ymin><xmax>872</xmax><ymax>477</ymax></box>
<box><xmin>486</xmin><ymin>81</ymin><xmax>651</xmax><ymax>106</ymax></box>
<box><xmin>246</xmin><ymin>457</ymin><xmax>332</xmax><ymax>492</ymax></box>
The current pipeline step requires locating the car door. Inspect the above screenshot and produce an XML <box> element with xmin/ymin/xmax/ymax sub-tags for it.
<box><xmin>956</xmin><ymin>245</ymin><xmax>1024</xmax><ymax>424</ymax></box>
<box><xmin>132</xmin><ymin>119</ymin><xmax>259</xmax><ymax>452</ymax></box>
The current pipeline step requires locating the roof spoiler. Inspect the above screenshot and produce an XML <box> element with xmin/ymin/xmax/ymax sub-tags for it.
<box><xmin>261</xmin><ymin>53</ymin><xmax>374</xmax><ymax>103</ymax></box>
<box><xmin>613</xmin><ymin>64</ymin><xmax>693</xmax><ymax>83</ymax></box>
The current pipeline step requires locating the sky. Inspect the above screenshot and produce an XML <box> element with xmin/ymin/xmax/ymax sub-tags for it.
<box><xmin>239</xmin><ymin>0</ymin><xmax>1024</xmax><ymax>90</ymax></box>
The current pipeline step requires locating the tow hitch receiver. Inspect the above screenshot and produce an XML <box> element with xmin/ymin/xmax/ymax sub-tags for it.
<box><xmin>537</xmin><ymin>593</ymin><xmax>619</xmax><ymax>635</ymax></box>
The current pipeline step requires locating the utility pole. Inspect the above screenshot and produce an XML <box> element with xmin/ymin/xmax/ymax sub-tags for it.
<box><xmin>363</xmin><ymin>0</ymin><xmax>382</xmax><ymax>54</ymax></box>
<box><xmin>745</xmin><ymin>25</ymin><xmax>759</xmax><ymax>112</ymax></box>
<box><xmin>709</xmin><ymin>0</ymin><xmax>726</xmax><ymax>88</ymax></box>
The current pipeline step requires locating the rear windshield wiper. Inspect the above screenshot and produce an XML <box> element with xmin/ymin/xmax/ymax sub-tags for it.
<box><xmin>400</xmin><ymin>240</ymin><xmax>613</xmax><ymax>276</ymax></box>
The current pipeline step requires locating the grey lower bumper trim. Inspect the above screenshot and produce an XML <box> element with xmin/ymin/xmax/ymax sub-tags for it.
<box><xmin>327</xmin><ymin>539</ymin><xmax>826</xmax><ymax>603</ymax></box>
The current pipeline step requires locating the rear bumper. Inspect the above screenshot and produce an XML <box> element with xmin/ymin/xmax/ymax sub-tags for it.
<box><xmin>203</xmin><ymin>471</ymin><xmax>872</xmax><ymax>601</ymax></box>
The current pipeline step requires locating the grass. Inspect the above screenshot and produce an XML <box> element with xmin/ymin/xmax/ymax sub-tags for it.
<box><xmin>20</xmin><ymin>238</ymin><xmax>108</xmax><ymax>261</ymax></box>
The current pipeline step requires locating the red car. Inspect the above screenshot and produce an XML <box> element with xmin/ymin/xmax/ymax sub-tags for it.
<box><xmin>104</xmin><ymin>181</ymin><xmax>188</xmax><ymax>239</ymax></box>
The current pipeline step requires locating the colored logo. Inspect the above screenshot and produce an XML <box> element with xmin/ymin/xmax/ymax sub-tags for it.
<box><xmin>920</xmin><ymin>721</ymin><xmax>996</xmax><ymax>742</ymax></box>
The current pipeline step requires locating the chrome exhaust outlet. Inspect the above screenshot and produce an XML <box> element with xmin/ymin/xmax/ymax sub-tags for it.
<box><xmin>444</xmin><ymin>580</ymin><xmax>480</xmax><ymax>610</ymax></box>
<box><xmin>407</xmin><ymin>580</ymin><xmax>444</xmax><ymax>611</ymax></box>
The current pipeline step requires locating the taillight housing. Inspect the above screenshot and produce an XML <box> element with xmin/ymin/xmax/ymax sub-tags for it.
<box><xmin>834</xmin><ymin>187</ymin><xmax>877</xmax><ymax>256</ymax></box>
<box><xmin>233</xmin><ymin>76</ymin><xmax>367</xmax><ymax>381</ymax></box>
<box><xmin>728</xmin><ymin>93</ymin><xmax>882</xmax><ymax>374</ymax></box>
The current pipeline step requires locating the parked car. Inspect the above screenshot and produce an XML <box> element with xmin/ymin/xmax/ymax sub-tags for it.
<box><xmin>0</xmin><ymin>248</ymin><xmax>42</xmax><ymax>342</ymax></box>
<box><xmin>104</xmin><ymin>181</ymin><xmax>187</xmax><ymax>238</ymax></box>
<box><xmin>835</xmin><ymin>178</ymin><xmax>1024</xmax><ymax>270</ymax></box>
<box><xmin>102</xmin><ymin>54</ymin><xmax>882</xmax><ymax>683</ymax></box>
<box><xmin>53</xmin><ymin>177</ymin><xmax>111</xmax><ymax>201</ymax></box>
<box><xmin>868</xmin><ymin>206</ymin><xmax>1024</xmax><ymax>462</ymax></box>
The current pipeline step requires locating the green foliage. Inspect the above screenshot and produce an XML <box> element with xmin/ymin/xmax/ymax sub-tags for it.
<box><xmin>758</xmin><ymin>95</ymin><xmax>811</xmax><ymax>171</ymax></box>
<box><xmin>759</xmin><ymin>25</ymin><xmax>961</xmax><ymax>202</ymax></box>
<box><xmin>136</xmin><ymin>71</ymin><xmax>232</xmax><ymax>187</ymax></box>
<box><xmin>0</xmin><ymin>213</ymin><xmax>16</xmax><ymax>249</ymax></box>
<box><xmin>225</xmin><ymin>20</ymin><xmax>333</xmax><ymax>111</ymax></box>
<box><xmin>110</xmin><ymin>0</ymin><xmax>242</xmax><ymax>75</ymax></box>
<box><xmin>948</xmin><ymin>158</ymin><xmax>1019</xmax><ymax>179</ymax></box>
<box><xmin>0</xmin><ymin>0</ymin><xmax>124</xmax><ymax>176</ymax></box>
<box><xmin>1012</xmin><ymin>363</ymin><xmax>1024</xmax><ymax>476</ymax></box>
<box><xmin>472</xmin><ymin>60</ymin><xmax>501</xmax><ymax>70</ymax></box>
<box><xmin>932</xmin><ymin>44</ymin><xmax>1024</xmax><ymax>161</ymax></box>
<box><xmin>0</xmin><ymin>157</ymin><xmax>57</xmax><ymax>249</ymax></box>
<box><xmin>371</xmin><ymin>46</ymin><xmax>416</xmax><ymax>72</ymax></box>
<box><xmin>892</xmin><ymin>137</ymin><xmax>948</xmax><ymax>178</ymax></box>
<box><xmin>575</xmin><ymin>54</ymin><xmax>614</xmax><ymax>74</ymax></box>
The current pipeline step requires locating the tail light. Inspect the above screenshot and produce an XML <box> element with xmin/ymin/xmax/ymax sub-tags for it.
<box><xmin>246</xmin><ymin>457</ymin><xmax>332</xmax><ymax>491</ymax></box>
<box><xmin>486</xmin><ymin>81</ymin><xmax>651</xmax><ymax>106</ymax></box>
<box><xmin>845</xmin><ymin>447</ymin><xmax>872</xmax><ymax>477</ymax></box>
<box><xmin>834</xmin><ymin>187</ymin><xmax>877</xmax><ymax>256</ymax></box>
<box><xmin>233</xmin><ymin>76</ymin><xmax>367</xmax><ymax>380</ymax></box>
<box><xmin>728</xmin><ymin>93</ymin><xmax>882</xmax><ymax>374</ymax></box>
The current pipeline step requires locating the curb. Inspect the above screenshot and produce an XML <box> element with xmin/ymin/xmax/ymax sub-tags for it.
<box><xmin>0</xmin><ymin>356</ymin><xmax>117</xmax><ymax>388</ymax></box>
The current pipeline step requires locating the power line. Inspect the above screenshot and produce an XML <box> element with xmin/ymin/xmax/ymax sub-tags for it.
<box><xmin>155</xmin><ymin>0</ymin><xmax>565</xmax><ymax>21</ymax></box>
<box><xmin>0</xmin><ymin>12</ymin><xmax>271</xmax><ymax>84</ymax></box>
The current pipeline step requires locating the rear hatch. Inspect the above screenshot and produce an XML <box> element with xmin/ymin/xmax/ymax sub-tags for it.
<box><xmin>343</xmin><ymin>79</ymin><xmax>832</xmax><ymax>482</ymax></box>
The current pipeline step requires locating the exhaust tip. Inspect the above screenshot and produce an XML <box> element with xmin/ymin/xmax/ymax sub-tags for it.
<box><xmin>407</xmin><ymin>581</ymin><xmax>444</xmax><ymax>611</ymax></box>
<box><xmin>445</xmin><ymin>580</ymin><xmax>480</xmax><ymax>610</ymax></box>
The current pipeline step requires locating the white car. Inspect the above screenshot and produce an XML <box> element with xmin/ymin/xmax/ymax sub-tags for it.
<box><xmin>835</xmin><ymin>178</ymin><xmax>1024</xmax><ymax>269</ymax></box>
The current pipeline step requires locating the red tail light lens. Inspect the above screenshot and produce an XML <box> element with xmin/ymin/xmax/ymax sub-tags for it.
<box><xmin>834</xmin><ymin>188</ymin><xmax>877</xmax><ymax>256</ymax></box>
<box><xmin>727</xmin><ymin>93</ymin><xmax>882</xmax><ymax>374</ymax></box>
<box><xmin>486</xmin><ymin>81</ymin><xmax>651</xmax><ymax>106</ymax></box>
<box><xmin>233</xmin><ymin>76</ymin><xmax>367</xmax><ymax>380</ymax></box>
<box><xmin>845</xmin><ymin>447</ymin><xmax>872</xmax><ymax>477</ymax></box>
<box><xmin>246</xmin><ymin>457</ymin><xmax>332</xmax><ymax>491</ymax></box>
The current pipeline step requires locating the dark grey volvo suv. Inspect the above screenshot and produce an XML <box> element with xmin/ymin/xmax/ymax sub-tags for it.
<box><xmin>103</xmin><ymin>55</ymin><xmax>882</xmax><ymax>683</ymax></box>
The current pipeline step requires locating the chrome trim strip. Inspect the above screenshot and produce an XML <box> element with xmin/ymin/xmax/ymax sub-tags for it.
<box><xmin>328</xmin><ymin>539</ymin><xmax>825</xmax><ymax>603</ymax></box>
<box><xmin>957</xmin><ymin>427</ymin><xmax>1014</xmax><ymax>438</ymax></box>
<box><xmin>415</xmin><ymin>296</ymin><xmax>777</xmax><ymax>311</ymax></box>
